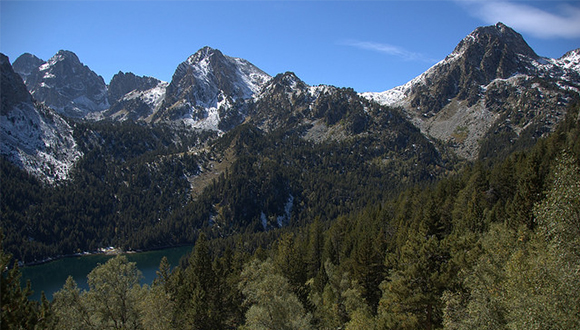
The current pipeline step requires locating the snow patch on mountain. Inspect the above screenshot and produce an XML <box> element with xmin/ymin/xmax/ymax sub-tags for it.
<box><xmin>361</xmin><ymin>54</ymin><xmax>463</xmax><ymax>108</ymax></box>
<box><xmin>1</xmin><ymin>103</ymin><xmax>82</xmax><ymax>183</ymax></box>
<box><xmin>2</xmin><ymin>53</ymin><xmax>82</xmax><ymax>183</ymax></box>
<box><xmin>260</xmin><ymin>194</ymin><xmax>294</xmax><ymax>230</ymax></box>
<box><xmin>556</xmin><ymin>49</ymin><xmax>580</xmax><ymax>71</ymax></box>
<box><xmin>122</xmin><ymin>81</ymin><xmax>168</xmax><ymax>110</ymax></box>
<box><xmin>233</xmin><ymin>57</ymin><xmax>271</xmax><ymax>96</ymax></box>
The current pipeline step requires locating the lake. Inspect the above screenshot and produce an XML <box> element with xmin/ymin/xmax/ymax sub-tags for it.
<box><xmin>20</xmin><ymin>245</ymin><xmax>194</xmax><ymax>301</ymax></box>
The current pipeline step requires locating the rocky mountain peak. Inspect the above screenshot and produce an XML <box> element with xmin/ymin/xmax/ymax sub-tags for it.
<box><xmin>14</xmin><ymin>50</ymin><xmax>109</xmax><ymax>118</ymax></box>
<box><xmin>1</xmin><ymin>53</ymin><xmax>82</xmax><ymax>183</ymax></box>
<box><xmin>165</xmin><ymin>46</ymin><xmax>269</xmax><ymax>107</ymax></box>
<box><xmin>452</xmin><ymin>22</ymin><xmax>538</xmax><ymax>60</ymax></box>
<box><xmin>391</xmin><ymin>23</ymin><xmax>542</xmax><ymax>117</ymax></box>
<box><xmin>363</xmin><ymin>22</ymin><xmax>579</xmax><ymax>161</ymax></box>
<box><xmin>261</xmin><ymin>72</ymin><xmax>308</xmax><ymax>96</ymax></box>
<box><xmin>186</xmin><ymin>46</ymin><xmax>223</xmax><ymax>66</ymax></box>
<box><xmin>155</xmin><ymin>47</ymin><xmax>270</xmax><ymax>129</ymax></box>
<box><xmin>12</xmin><ymin>53</ymin><xmax>45</xmax><ymax>84</ymax></box>
<box><xmin>38</xmin><ymin>50</ymin><xmax>90</xmax><ymax>76</ymax></box>
<box><xmin>48</xmin><ymin>50</ymin><xmax>82</xmax><ymax>66</ymax></box>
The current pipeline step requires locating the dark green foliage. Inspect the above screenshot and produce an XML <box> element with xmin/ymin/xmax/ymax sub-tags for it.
<box><xmin>11</xmin><ymin>100</ymin><xmax>580</xmax><ymax>329</ymax></box>
<box><xmin>171</xmin><ymin>234</ymin><xmax>225</xmax><ymax>330</ymax></box>
<box><xmin>3</xmin><ymin>98</ymin><xmax>580</xmax><ymax>329</ymax></box>
<box><xmin>1</xmin><ymin>233</ymin><xmax>53</xmax><ymax>329</ymax></box>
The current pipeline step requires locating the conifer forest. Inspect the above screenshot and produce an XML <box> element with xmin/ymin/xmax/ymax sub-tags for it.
<box><xmin>2</xmin><ymin>101</ymin><xmax>579</xmax><ymax>329</ymax></box>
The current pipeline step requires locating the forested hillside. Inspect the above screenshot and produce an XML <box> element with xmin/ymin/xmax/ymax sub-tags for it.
<box><xmin>3</xmin><ymin>23</ymin><xmax>579</xmax><ymax>265</ymax></box>
<box><xmin>1</xmin><ymin>85</ymin><xmax>447</xmax><ymax>263</ymax></box>
<box><xmin>3</xmin><ymin>102</ymin><xmax>578</xmax><ymax>329</ymax></box>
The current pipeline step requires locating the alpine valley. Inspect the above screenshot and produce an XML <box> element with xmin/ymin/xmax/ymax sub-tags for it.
<box><xmin>3</xmin><ymin>21</ymin><xmax>580</xmax><ymax>330</ymax></box>
<box><xmin>1</xmin><ymin>23</ymin><xmax>579</xmax><ymax>263</ymax></box>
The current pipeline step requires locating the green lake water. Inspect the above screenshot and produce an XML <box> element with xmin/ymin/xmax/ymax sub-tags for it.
<box><xmin>20</xmin><ymin>245</ymin><xmax>194</xmax><ymax>301</ymax></box>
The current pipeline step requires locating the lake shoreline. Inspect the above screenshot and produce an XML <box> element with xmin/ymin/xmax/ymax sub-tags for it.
<box><xmin>19</xmin><ymin>244</ymin><xmax>193</xmax><ymax>268</ymax></box>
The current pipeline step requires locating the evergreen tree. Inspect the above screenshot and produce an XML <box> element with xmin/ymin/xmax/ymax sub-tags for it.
<box><xmin>505</xmin><ymin>152</ymin><xmax>580</xmax><ymax>329</ymax></box>
<box><xmin>1</xmin><ymin>237</ymin><xmax>48</xmax><ymax>329</ymax></box>
<box><xmin>140</xmin><ymin>257</ymin><xmax>175</xmax><ymax>330</ymax></box>
<box><xmin>173</xmin><ymin>233</ymin><xmax>224</xmax><ymax>330</ymax></box>
<box><xmin>378</xmin><ymin>222</ymin><xmax>447</xmax><ymax>330</ymax></box>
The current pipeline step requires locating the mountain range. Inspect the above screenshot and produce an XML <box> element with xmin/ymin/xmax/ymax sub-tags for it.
<box><xmin>4</xmin><ymin>23</ymin><xmax>579</xmax><ymax>183</ymax></box>
<box><xmin>1</xmin><ymin>23</ymin><xmax>580</xmax><ymax>262</ymax></box>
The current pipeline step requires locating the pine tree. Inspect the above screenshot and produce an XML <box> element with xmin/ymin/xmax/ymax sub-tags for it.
<box><xmin>140</xmin><ymin>257</ymin><xmax>174</xmax><ymax>330</ymax></box>
<box><xmin>1</xmin><ymin>238</ymin><xmax>46</xmax><ymax>329</ymax></box>
<box><xmin>378</xmin><ymin>222</ymin><xmax>447</xmax><ymax>330</ymax></box>
<box><xmin>174</xmin><ymin>233</ymin><xmax>224</xmax><ymax>330</ymax></box>
<box><xmin>504</xmin><ymin>152</ymin><xmax>580</xmax><ymax>329</ymax></box>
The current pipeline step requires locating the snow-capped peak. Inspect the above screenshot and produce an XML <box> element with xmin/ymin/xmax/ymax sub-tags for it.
<box><xmin>182</xmin><ymin>46</ymin><xmax>270</xmax><ymax>101</ymax></box>
<box><xmin>158</xmin><ymin>47</ymin><xmax>271</xmax><ymax>130</ymax></box>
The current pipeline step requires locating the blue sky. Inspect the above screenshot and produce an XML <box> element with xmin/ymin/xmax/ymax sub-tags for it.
<box><xmin>1</xmin><ymin>1</ymin><xmax>579</xmax><ymax>93</ymax></box>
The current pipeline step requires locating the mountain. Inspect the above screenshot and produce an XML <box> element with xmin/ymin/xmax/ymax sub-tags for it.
<box><xmin>363</xmin><ymin>22</ymin><xmax>580</xmax><ymax>160</ymax></box>
<box><xmin>12</xmin><ymin>50</ymin><xmax>109</xmax><ymax>118</ymax></box>
<box><xmin>152</xmin><ymin>46</ymin><xmax>271</xmax><ymax>130</ymax></box>
<box><xmin>12</xmin><ymin>53</ymin><xmax>45</xmax><ymax>85</ymax></box>
<box><xmin>1</xmin><ymin>53</ymin><xmax>81</xmax><ymax>183</ymax></box>
<box><xmin>3</xmin><ymin>23</ymin><xmax>580</xmax><ymax>262</ymax></box>
<box><xmin>248</xmin><ymin>72</ymin><xmax>380</xmax><ymax>139</ymax></box>
<box><xmin>107</xmin><ymin>71</ymin><xmax>163</xmax><ymax>104</ymax></box>
<box><xmin>103</xmin><ymin>71</ymin><xmax>168</xmax><ymax>122</ymax></box>
<box><xmin>11</xmin><ymin>47</ymin><xmax>270</xmax><ymax>129</ymax></box>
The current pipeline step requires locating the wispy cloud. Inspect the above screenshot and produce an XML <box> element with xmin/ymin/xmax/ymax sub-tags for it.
<box><xmin>341</xmin><ymin>40</ymin><xmax>436</xmax><ymax>63</ymax></box>
<box><xmin>457</xmin><ymin>0</ymin><xmax>580</xmax><ymax>39</ymax></box>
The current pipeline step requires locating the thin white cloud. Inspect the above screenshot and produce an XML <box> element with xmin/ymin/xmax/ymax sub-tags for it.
<box><xmin>458</xmin><ymin>0</ymin><xmax>580</xmax><ymax>39</ymax></box>
<box><xmin>341</xmin><ymin>40</ymin><xmax>436</xmax><ymax>63</ymax></box>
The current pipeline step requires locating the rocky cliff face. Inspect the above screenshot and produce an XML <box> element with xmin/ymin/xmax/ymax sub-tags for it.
<box><xmin>1</xmin><ymin>53</ymin><xmax>82</xmax><ymax>182</ymax></box>
<box><xmin>13</xmin><ymin>50</ymin><xmax>109</xmax><ymax>118</ymax></box>
<box><xmin>363</xmin><ymin>23</ymin><xmax>580</xmax><ymax>159</ymax></box>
